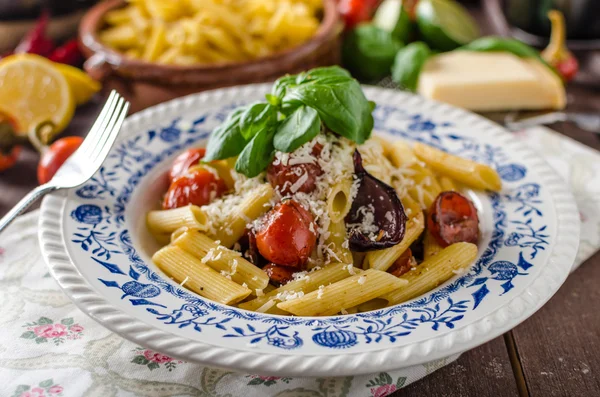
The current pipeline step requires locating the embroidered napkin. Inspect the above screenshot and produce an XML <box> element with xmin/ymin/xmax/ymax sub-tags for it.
<box><xmin>0</xmin><ymin>126</ymin><xmax>598</xmax><ymax>397</ymax></box>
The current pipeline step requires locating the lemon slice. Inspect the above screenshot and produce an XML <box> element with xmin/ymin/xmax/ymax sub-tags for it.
<box><xmin>54</xmin><ymin>63</ymin><xmax>102</xmax><ymax>105</ymax></box>
<box><xmin>0</xmin><ymin>54</ymin><xmax>75</xmax><ymax>135</ymax></box>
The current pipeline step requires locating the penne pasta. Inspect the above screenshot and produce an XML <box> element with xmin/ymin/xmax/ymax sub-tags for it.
<box><xmin>325</xmin><ymin>219</ymin><xmax>353</xmax><ymax>264</ymax></box>
<box><xmin>152</xmin><ymin>245</ymin><xmax>251</xmax><ymax>305</ymax></box>
<box><xmin>238</xmin><ymin>263</ymin><xmax>358</xmax><ymax>312</ymax></box>
<box><xmin>423</xmin><ymin>230</ymin><xmax>444</xmax><ymax>260</ymax></box>
<box><xmin>382</xmin><ymin>242</ymin><xmax>478</xmax><ymax>305</ymax></box>
<box><xmin>438</xmin><ymin>175</ymin><xmax>460</xmax><ymax>192</ymax></box>
<box><xmin>327</xmin><ymin>179</ymin><xmax>353</xmax><ymax>223</ymax></box>
<box><xmin>172</xmin><ymin>229</ymin><xmax>269</xmax><ymax>291</ymax></box>
<box><xmin>277</xmin><ymin>270</ymin><xmax>408</xmax><ymax>316</ymax></box>
<box><xmin>209</xmin><ymin>184</ymin><xmax>274</xmax><ymax>248</ymax></box>
<box><xmin>413</xmin><ymin>143</ymin><xmax>502</xmax><ymax>192</ymax></box>
<box><xmin>147</xmin><ymin>205</ymin><xmax>208</xmax><ymax>235</ymax></box>
<box><xmin>366</xmin><ymin>211</ymin><xmax>425</xmax><ymax>271</ymax></box>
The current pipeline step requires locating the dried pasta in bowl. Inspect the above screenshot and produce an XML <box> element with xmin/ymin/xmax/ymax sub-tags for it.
<box><xmin>146</xmin><ymin>66</ymin><xmax>502</xmax><ymax>316</ymax></box>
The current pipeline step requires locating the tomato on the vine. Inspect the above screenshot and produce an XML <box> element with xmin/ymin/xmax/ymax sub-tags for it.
<box><xmin>162</xmin><ymin>168</ymin><xmax>228</xmax><ymax>209</ymax></box>
<box><xmin>37</xmin><ymin>136</ymin><xmax>83</xmax><ymax>184</ymax></box>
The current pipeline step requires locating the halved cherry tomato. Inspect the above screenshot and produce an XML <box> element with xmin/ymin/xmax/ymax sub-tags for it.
<box><xmin>263</xmin><ymin>263</ymin><xmax>295</xmax><ymax>286</ymax></box>
<box><xmin>428</xmin><ymin>191</ymin><xmax>479</xmax><ymax>247</ymax></box>
<box><xmin>267</xmin><ymin>144</ymin><xmax>323</xmax><ymax>195</ymax></box>
<box><xmin>388</xmin><ymin>248</ymin><xmax>413</xmax><ymax>277</ymax></box>
<box><xmin>168</xmin><ymin>148</ymin><xmax>206</xmax><ymax>183</ymax></box>
<box><xmin>37</xmin><ymin>136</ymin><xmax>83</xmax><ymax>184</ymax></box>
<box><xmin>162</xmin><ymin>168</ymin><xmax>228</xmax><ymax>209</ymax></box>
<box><xmin>255</xmin><ymin>200</ymin><xmax>317</xmax><ymax>268</ymax></box>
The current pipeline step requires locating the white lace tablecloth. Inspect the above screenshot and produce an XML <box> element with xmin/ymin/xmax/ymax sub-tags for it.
<box><xmin>0</xmin><ymin>126</ymin><xmax>598</xmax><ymax>397</ymax></box>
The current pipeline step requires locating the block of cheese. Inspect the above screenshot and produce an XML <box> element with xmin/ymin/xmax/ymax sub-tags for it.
<box><xmin>417</xmin><ymin>51</ymin><xmax>566</xmax><ymax>112</ymax></box>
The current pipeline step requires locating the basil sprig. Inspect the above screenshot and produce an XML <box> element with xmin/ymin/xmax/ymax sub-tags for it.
<box><xmin>203</xmin><ymin>66</ymin><xmax>374</xmax><ymax>177</ymax></box>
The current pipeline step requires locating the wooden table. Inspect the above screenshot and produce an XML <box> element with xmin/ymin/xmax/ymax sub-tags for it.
<box><xmin>1</xmin><ymin>9</ymin><xmax>599</xmax><ymax>397</ymax></box>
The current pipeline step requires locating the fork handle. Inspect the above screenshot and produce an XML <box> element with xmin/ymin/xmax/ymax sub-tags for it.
<box><xmin>0</xmin><ymin>184</ymin><xmax>57</xmax><ymax>234</ymax></box>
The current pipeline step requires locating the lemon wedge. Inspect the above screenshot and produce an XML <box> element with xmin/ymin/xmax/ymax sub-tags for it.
<box><xmin>55</xmin><ymin>63</ymin><xmax>102</xmax><ymax>105</ymax></box>
<box><xmin>0</xmin><ymin>54</ymin><xmax>75</xmax><ymax>135</ymax></box>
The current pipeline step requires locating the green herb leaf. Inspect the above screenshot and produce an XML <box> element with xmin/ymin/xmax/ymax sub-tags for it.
<box><xmin>273</xmin><ymin>106</ymin><xmax>320</xmax><ymax>153</ymax></box>
<box><xmin>283</xmin><ymin>75</ymin><xmax>373</xmax><ymax>144</ymax></box>
<box><xmin>235</xmin><ymin>124</ymin><xmax>276</xmax><ymax>178</ymax></box>
<box><xmin>391</xmin><ymin>41</ymin><xmax>432</xmax><ymax>91</ymax></box>
<box><xmin>203</xmin><ymin>108</ymin><xmax>247</xmax><ymax>161</ymax></box>
<box><xmin>460</xmin><ymin>36</ymin><xmax>559</xmax><ymax>76</ymax></box>
<box><xmin>295</xmin><ymin>66</ymin><xmax>352</xmax><ymax>84</ymax></box>
<box><xmin>342</xmin><ymin>24</ymin><xmax>404</xmax><ymax>81</ymax></box>
<box><xmin>238</xmin><ymin>103</ymin><xmax>276</xmax><ymax>140</ymax></box>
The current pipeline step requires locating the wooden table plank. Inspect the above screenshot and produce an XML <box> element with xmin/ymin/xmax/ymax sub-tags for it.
<box><xmin>392</xmin><ymin>337</ymin><xmax>520</xmax><ymax>396</ymax></box>
<box><xmin>510</xmin><ymin>255</ymin><xmax>600</xmax><ymax>396</ymax></box>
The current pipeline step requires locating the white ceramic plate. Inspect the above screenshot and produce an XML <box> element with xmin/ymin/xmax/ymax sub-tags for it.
<box><xmin>38</xmin><ymin>85</ymin><xmax>580</xmax><ymax>376</ymax></box>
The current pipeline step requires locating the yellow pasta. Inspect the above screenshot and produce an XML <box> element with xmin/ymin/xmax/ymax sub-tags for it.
<box><xmin>172</xmin><ymin>230</ymin><xmax>269</xmax><ymax>292</ymax></box>
<box><xmin>423</xmin><ymin>230</ymin><xmax>444</xmax><ymax>260</ymax></box>
<box><xmin>438</xmin><ymin>175</ymin><xmax>460</xmax><ymax>192</ymax></box>
<box><xmin>382</xmin><ymin>242</ymin><xmax>478</xmax><ymax>305</ymax></box>
<box><xmin>238</xmin><ymin>263</ymin><xmax>357</xmax><ymax>312</ymax></box>
<box><xmin>327</xmin><ymin>179</ymin><xmax>353</xmax><ymax>223</ymax></box>
<box><xmin>146</xmin><ymin>205</ymin><xmax>208</xmax><ymax>236</ymax></box>
<box><xmin>152</xmin><ymin>245</ymin><xmax>251</xmax><ymax>305</ymax></box>
<box><xmin>100</xmin><ymin>0</ymin><xmax>322</xmax><ymax>65</ymax></box>
<box><xmin>277</xmin><ymin>270</ymin><xmax>408</xmax><ymax>316</ymax></box>
<box><xmin>366</xmin><ymin>211</ymin><xmax>425</xmax><ymax>271</ymax></box>
<box><xmin>325</xmin><ymin>220</ymin><xmax>353</xmax><ymax>264</ymax></box>
<box><xmin>413</xmin><ymin>143</ymin><xmax>502</xmax><ymax>192</ymax></box>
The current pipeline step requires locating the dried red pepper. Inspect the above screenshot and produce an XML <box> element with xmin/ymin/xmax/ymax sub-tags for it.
<box><xmin>541</xmin><ymin>10</ymin><xmax>579</xmax><ymax>82</ymax></box>
<box><xmin>48</xmin><ymin>39</ymin><xmax>83</xmax><ymax>66</ymax></box>
<box><xmin>14</xmin><ymin>11</ymin><xmax>55</xmax><ymax>57</ymax></box>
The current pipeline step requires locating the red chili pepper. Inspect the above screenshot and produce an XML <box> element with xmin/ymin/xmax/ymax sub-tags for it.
<box><xmin>541</xmin><ymin>10</ymin><xmax>578</xmax><ymax>82</ymax></box>
<box><xmin>48</xmin><ymin>39</ymin><xmax>83</xmax><ymax>66</ymax></box>
<box><xmin>14</xmin><ymin>11</ymin><xmax>55</xmax><ymax>57</ymax></box>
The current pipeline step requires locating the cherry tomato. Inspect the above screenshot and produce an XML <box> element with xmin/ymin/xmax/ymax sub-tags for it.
<box><xmin>428</xmin><ymin>191</ymin><xmax>479</xmax><ymax>247</ymax></box>
<box><xmin>37</xmin><ymin>136</ymin><xmax>83</xmax><ymax>184</ymax></box>
<box><xmin>388</xmin><ymin>248</ymin><xmax>413</xmax><ymax>277</ymax></box>
<box><xmin>339</xmin><ymin>0</ymin><xmax>380</xmax><ymax>30</ymax></box>
<box><xmin>162</xmin><ymin>169</ymin><xmax>228</xmax><ymax>209</ymax></box>
<box><xmin>263</xmin><ymin>263</ymin><xmax>295</xmax><ymax>286</ymax></box>
<box><xmin>255</xmin><ymin>200</ymin><xmax>317</xmax><ymax>268</ymax></box>
<box><xmin>0</xmin><ymin>113</ymin><xmax>21</xmax><ymax>172</ymax></box>
<box><xmin>267</xmin><ymin>144</ymin><xmax>323</xmax><ymax>195</ymax></box>
<box><xmin>168</xmin><ymin>148</ymin><xmax>206</xmax><ymax>183</ymax></box>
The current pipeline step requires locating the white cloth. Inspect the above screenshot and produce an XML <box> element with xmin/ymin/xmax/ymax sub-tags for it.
<box><xmin>0</xmin><ymin>127</ymin><xmax>598</xmax><ymax>397</ymax></box>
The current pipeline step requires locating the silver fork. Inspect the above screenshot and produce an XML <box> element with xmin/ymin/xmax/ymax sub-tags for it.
<box><xmin>0</xmin><ymin>90</ymin><xmax>130</xmax><ymax>233</ymax></box>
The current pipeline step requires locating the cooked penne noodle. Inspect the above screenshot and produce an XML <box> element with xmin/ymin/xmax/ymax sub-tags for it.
<box><xmin>327</xmin><ymin>179</ymin><xmax>353</xmax><ymax>223</ymax></box>
<box><xmin>152</xmin><ymin>245</ymin><xmax>251</xmax><ymax>305</ymax></box>
<box><xmin>210</xmin><ymin>184</ymin><xmax>274</xmax><ymax>248</ymax></box>
<box><xmin>413</xmin><ymin>143</ymin><xmax>502</xmax><ymax>192</ymax></box>
<box><xmin>325</xmin><ymin>220</ymin><xmax>353</xmax><ymax>264</ymax></box>
<box><xmin>366</xmin><ymin>211</ymin><xmax>425</xmax><ymax>271</ymax></box>
<box><xmin>238</xmin><ymin>263</ymin><xmax>358</xmax><ymax>312</ymax></box>
<box><xmin>277</xmin><ymin>270</ymin><xmax>408</xmax><ymax>316</ymax></box>
<box><xmin>355</xmin><ymin>298</ymin><xmax>388</xmax><ymax>312</ymax></box>
<box><xmin>382</xmin><ymin>242</ymin><xmax>478</xmax><ymax>305</ymax></box>
<box><xmin>438</xmin><ymin>175</ymin><xmax>460</xmax><ymax>192</ymax></box>
<box><xmin>423</xmin><ymin>230</ymin><xmax>444</xmax><ymax>260</ymax></box>
<box><xmin>147</xmin><ymin>205</ymin><xmax>208</xmax><ymax>235</ymax></box>
<box><xmin>172</xmin><ymin>229</ymin><xmax>269</xmax><ymax>291</ymax></box>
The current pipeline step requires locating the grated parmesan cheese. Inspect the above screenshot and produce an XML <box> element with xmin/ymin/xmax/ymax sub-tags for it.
<box><xmin>357</xmin><ymin>275</ymin><xmax>366</xmax><ymax>285</ymax></box>
<box><xmin>317</xmin><ymin>285</ymin><xmax>325</xmax><ymax>299</ymax></box>
<box><xmin>180</xmin><ymin>276</ymin><xmax>189</xmax><ymax>287</ymax></box>
<box><xmin>255</xmin><ymin>289</ymin><xmax>264</xmax><ymax>297</ymax></box>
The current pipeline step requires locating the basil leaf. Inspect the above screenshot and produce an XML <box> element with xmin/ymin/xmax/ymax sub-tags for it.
<box><xmin>273</xmin><ymin>106</ymin><xmax>320</xmax><ymax>153</ymax></box>
<box><xmin>235</xmin><ymin>124</ymin><xmax>276</xmax><ymax>178</ymax></box>
<box><xmin>239</xmin><ymin>103</ymin><xmax>276</xmax><ymax>140</ymax></box>
<box><xmin>460</xmin><ymin>36</ymin><xmax>559</xmax><ymax>76</ymax></box>
<box><xmin>343</xmin><ymin>24</ymin><xmax>404</xmax><ymax>81</ymax></box>
<box><xmin>204</xmin><ymin>108</ymin><xmax>247</xmax><ymax>161</ymax></box>
<box><xmin>391</xmin><ymin>41</ymin><xmax>431</xmax><ymax>92</ymax></box>
<box><xmin>295</xmin><ymin>66</ymin><xmax>352</xmax><ymax>84</ymax></box>
<box><xmin>272</xmin><ymin>75</ymin><xmax>297</xmax><ymax>100</ymax></box>
<box><xmin>283</xmin><ymin>77</ymin><xmax>373</xmax><ymax>144</ymax></box>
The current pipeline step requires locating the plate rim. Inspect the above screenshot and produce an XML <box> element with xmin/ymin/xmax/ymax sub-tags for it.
<box><xmin>38</xmin><ymin>84</ymin><xmax>580</xmax><ymax>376</ymax></box>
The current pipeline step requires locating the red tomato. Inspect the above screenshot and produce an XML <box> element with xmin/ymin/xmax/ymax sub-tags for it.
<box><xmin>168</xmin><ymin>148</ymin><xmax>206</xmax><ymax>183</ymax></box>
<box><xmin>428</xmin><ymin>191</ymin><xmax>479</xmax><ymax>247</ymax></box>
<box><xmin>263</xmin><ymin>263</ymin><xmax>295</xmax><ymax>286</ymax></box>
<box><xmin>339</xmin><ymin>0</ymin><xmax>380</xmax><ymax>30</ymax></box>
<box><xmin>255</xmin><ymin>200</ymin><xmax>317</xmax><ymax>268</ymax></box>
<box><xmin>37</xmin><ymin>136</ymin><xmax>83</xmax><ymax>184</ymax></box>
<box><xmin>388</xmin><ymin>248</ymin><xmax>413</xmax><ymax>277</ymax></box>
<box><xmin>162</xmin><ymin>169</ymin><xmax>228</xmax><ymax>209</ymax></box>
<box><xmin>0</xmin><ymin>112</ymin><xmax>21</xmax><ymax>172</ymax></box>
<box><xmin>267</xmin><ymin>144</ymin><xmax>323</xmax><ymax>195</ymax></box>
